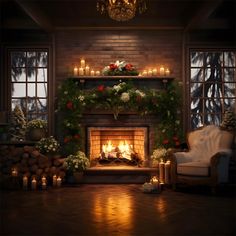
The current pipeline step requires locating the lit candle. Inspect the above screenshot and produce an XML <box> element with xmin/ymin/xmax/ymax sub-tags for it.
<box><xmin>80</xmin><ymin>59</ymin><xmax>85</xmax><ymax>68</ymax></box>
<box><xmin>23</xmin><ymin>175</ymin><xmax>28</xmax><ymax>190</ymax></box>
<box><xmin>42</xmin><ymin>176</ymin><xmax>46</xmax><ymax>183</ymax></box>
<box><xmin>56</xmin><ymin>176</ymin><xmax>62</xmax><ymax>187</ymax></box>
<box><xmin>95</xmin><ymin>71</ymin><xmax>100</xmax><ymax>76</ymax></box>
<box><xmin>142</xmin><ymin>70</ymin><xmax>147</xmax><ymax>76</ymax></box>
<box><xmin>85</xmin><ymin>65</ymin><xmax>90</xmax><ymax>75</ymax></box>
<box><xmin>159</xmin><ymin>160</ymin><xmax>165</xmax><ymax>183</ymax></box>
<box><xmin>165</xmin><ymin>68</ymin><xmax>170</xmax><ymax>76</ymax></box>
<box><xmin>31</xmin><ymin>177</ymin><xmax>37</xmax><ymax>190</ymax></box>
<box><xmin>90</xmin><ymin>70</ymin><xmax>95</xmax><ymax>76</ymax></box>
<box><xmin>12</xmin><ymin>168</ymin><xmax>18</xmax><ymax>177</ymax></box>
<box><xmin>152</xmin><ymin>68</ymin><xmax>157</xmax><ymax>76</ymax></box>
<box><xmin>160</xmin><ymin>66</ymin><xmax>165</xmax><ymax>76</ymax></box>
<box><xmin>53</xmin><ymin>175</ymin><xmax>57</xmax><ymax>187</ymax></box>
<box><xmin>151</xmin><ymin>176</ymin><xmax>159</xmax><ymax>190</ymax></box>
<box><xmin>79</xmin><ymin>67</ymin><xmax>84</xmax><ymax>76</ymax></box>
<box><xmin>164</xmin><ymin>160</ymin><xmax>171</xmax><ymax>184</ymax></box>
<box><xmin>42</xmin><ymin>182</ymin><xmax>47</xmax><ymax>190</ymax></box>
<box><xmin>73</xmin><ymin>66</ymin><xmax>78</xmax><ymax>76</ymax></box>
<box><xmin>148</xmin><ymin>69</ymin><xmax>153</xmax><ymax>76</ymax></box>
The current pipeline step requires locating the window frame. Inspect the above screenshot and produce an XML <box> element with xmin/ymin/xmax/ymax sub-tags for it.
<box><xmin>187</xmin><ymin>48</ymin><xmax>236</xmax><ymax>131</ymax></box>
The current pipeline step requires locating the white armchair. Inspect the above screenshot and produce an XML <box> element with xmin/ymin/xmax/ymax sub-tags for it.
<box><xmin>170</xmin><ymin>125</ymin><xmax>234</xmax><ymax>192</ymax></box>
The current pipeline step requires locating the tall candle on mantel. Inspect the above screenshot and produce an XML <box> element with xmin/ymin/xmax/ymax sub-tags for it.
<box><xmin>31</xmin><ymin>177</ymin><xmax>37</xmax><ymax>190</ymax></box>
<box><xmin>152</xmin><ymin>68</ymin><xmax>157</xmax><ymax>76</ymax></box>
<box><xmin>90</xmin><ymin>70</ymin><xmax>95</xmax><ymax>76</ymax></box>
<box><xmin>79</xmin><ymin>67</ymin><xmax>84</xmax><ymax>76</ymax></box>
<box><xmin>160</xmin><ymin>66</ymin><xmax>165</xmax><ymax>76</ymax></box>
<box><xmin>159</xmin><ymin>160</ymin><xmax>165</xmax><ymax>183</ymax></box>
<box><xmin>85</xmin><ymin>66</ymin><xmax>90</xmax><ymax>76</ymax></box>
<box><xmin>165</xmin><ymin>68</ymin><xmax>170</xmax><ymax>76</ymax></box>
<box><xmin>73</xmin><ymin>66</ymin><xmax>78</xmax><ymax>76</ymax></box>
<box><xmin>164</xmin><ymin>160</ymin><xmax>171</xmax><ymax>184</ymax></box>
<box><xmin>53</xmin><ymin>175</ymin><xmax>57</xmax><ymax>187</ymax></box>
<box><xmin>80</xmin><ymin>59</ymin><xmax>85</xmax><ymax>68</ymax></box>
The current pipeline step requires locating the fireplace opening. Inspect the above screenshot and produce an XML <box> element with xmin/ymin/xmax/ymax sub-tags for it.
<box><xmin>87</xmin><ymin>127</ymin><xmax>148</xmax><ymax>167</ymax></box>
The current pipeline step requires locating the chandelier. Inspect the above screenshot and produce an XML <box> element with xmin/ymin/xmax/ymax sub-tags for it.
<box><xmin>97</xmin><ymin>0</ymin><xmax>148</xmax><ymax>22</ymax></box>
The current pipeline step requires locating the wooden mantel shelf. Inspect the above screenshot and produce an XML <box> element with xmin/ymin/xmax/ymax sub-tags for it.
<box><xmin>71</xmin><ymin>76</ymin><xmax>174</xmax><ymax>83</ymax></box>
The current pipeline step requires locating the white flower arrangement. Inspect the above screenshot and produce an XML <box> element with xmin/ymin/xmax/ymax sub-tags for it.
<box><xmin>64</xmin><ymin>151</ymin><xmax>90</xmax><ymax>173</ymax></box>
<box><xmin>120</xmin><ymin>92</ymin><xmax>130</xmax><ymax>102</ymax></box>
<box><xmin>36</xmin><ymin>136</ymin><xmax>60</xmax><ymax>154</ymax></box>
<box><xmin>27</xmin><ymin>119</ymin><xmax>47</xmax><ymax>130</ymax></box>
<box><xmin>151</xmin><ymin>148</ymin><xmax>168</xmax><ymax>162</ymax></box>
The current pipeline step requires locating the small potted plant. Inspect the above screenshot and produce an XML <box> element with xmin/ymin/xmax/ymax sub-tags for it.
<box><xmin>26</xmin><ymin>119</ymin><xmax>47</xmax><ymax>141</ymax></box>
<box><xmin>63</xmin><ymin>150</ymin><xmax>90</xmax><ymax>183</ymax></box>
<box><xmin>35</xmin><ymin>136</ymin><xmax>60</xmax><ymax>154</ymax></box>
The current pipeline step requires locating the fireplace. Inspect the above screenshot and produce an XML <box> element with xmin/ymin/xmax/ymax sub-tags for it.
<box><xmin>87</xmin><ymin>127</ymin><xmax>148</xmax><ymax>167</ymax></box>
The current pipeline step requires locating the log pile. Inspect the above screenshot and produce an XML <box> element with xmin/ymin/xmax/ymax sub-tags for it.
<box><xmin>0</xmin><ymin>145</ymin><xmax>66</xmax><ymax>188</ymax></box>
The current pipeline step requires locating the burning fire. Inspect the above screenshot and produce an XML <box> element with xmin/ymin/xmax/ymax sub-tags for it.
<box><xmin>101</xmin><ymin>140</ymin><xmax>133</xmax><ymax>160</ymax></box>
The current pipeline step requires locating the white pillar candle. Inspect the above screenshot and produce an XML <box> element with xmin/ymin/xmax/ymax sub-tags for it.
<box><xmin>148</xmin><ymin>69</ymin><xmax>153</xmax><ymax>76</ymax></box>
<box><xmin>165</xmin><ymin>68</ymin><xmax>170</xmax><ymax>76</ymax></box>
<box><xmin>31</xmin><ymin>178</ymin><xmax>37</xmax><ymax>190</ymax></box>
<box><xmin>56</xmin><ymin>176</ymin><xmax>62</xmax><ymax>187</ymax></box>
<box><xmin>73</xmin><ymin>66</ymin><xmax>78</xmax><ymax>76</ymax></box>
<box><xmin>95</xmin><ymin>71</ymin><xmax>100</xmax><ymax>76</ymax></box>
<box><xmin>90</xmin><ymin>70</ymin><xmax>95</xmax><ymax>76</ymax></box>
<box><xmin>79</xmin><ymin>67</ymin><xmax>84</xmax><ymax>76</ymax></box>
<box><xmin>152</xmin><ymin>68</ymin><xmax>157</xmax><ymax>76</ymax></box>
<box><xmin>142</xmin><ymin>70</ymin><xmax>147</xmax><ymax>76</ymax></box>
<box><xmin>85</xmin><ymin>65</ymin><xmax>90</xmax><ymax>75</ymax></box>
<box><xmin>53</xmin><ymin>175</ymin><xmax>57</xmax><ymax>187</ymax></box>
<box><xmin>160</xmin><ymin>66</ymin><xmax>165</xmax><ymax>76</ymax></box>
<box><xmin>42</xmin><ymin>182</ymin><xmax>47</xmax><ymax>190</ymax></box>
<box><xmin>80</xmin><ymin>59</ymin><xmax>85</xmax><ymax>68</ymax></box>
<box><xmin>12</xmin><ymin>168</ymin><xmax>18</xmax><ymax>177</ymax></box>
<box><xmin>23</xmin><ymin>176</ymin><xmax>28</xmax><ymax>190</ymax></box>
<box><xmin>159</xmin><ymin>160</ymin><xmax>165</xmax><ymax>183</ymax></box>
<box><xmin>164</xmin><ymin>160</ymin><xmax>171</xmax><ymax>184</ymax></box>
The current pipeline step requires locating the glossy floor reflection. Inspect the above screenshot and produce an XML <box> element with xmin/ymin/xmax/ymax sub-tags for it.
<box><xmin>1</xmin><ymin>184</ymin><xmax>235</xmax><ymax>236</ymax></box>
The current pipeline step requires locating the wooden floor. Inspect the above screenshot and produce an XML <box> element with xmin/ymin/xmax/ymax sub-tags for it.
<box><xmin>1</xmin><ymin>184</ymin><xmax>235</xmax><ymax>236</ymax></box>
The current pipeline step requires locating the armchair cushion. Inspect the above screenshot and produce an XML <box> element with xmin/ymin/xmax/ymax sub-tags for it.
<box><xmin>177</xmin><ymin>161</ymin><xmax>210</xmax><ymax>176</ymax></box>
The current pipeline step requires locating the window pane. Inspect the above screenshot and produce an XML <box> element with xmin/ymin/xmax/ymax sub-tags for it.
<box><xmin>12</xmin><ymin>83</ymin><xmax>26</xmax><ymax>97</ymax></box>
<box><xmin>206</xmin><ymin>52</ymin><xmax>223</xmax><ymax>67</ymax></box>
<box><xmin>27</xmin><ymin>52</ymin><xmax>36</xmax><ymax>67</ymax></box>
<box><xmin>205</xmin><ymin>83</ymin><xmax>223</xmax><ymax>98</ymax></box>
<box><xmin>11</xmin><ymin>68</ymin><xmax>26</xmax><ymax>82</ymax></box>
<box><xmin>191</xmin><ymin>52</ymin><xmax>204</xmax><ymax>67</ymax></box>
<box><xmin>190</xmin><ymin>83</ymin><xmax>202</xmax><ymax>96</ymax></box>
<box><xmin>37</xmin><ymin>68</ymin><xmax>47</xmax><ymax>82</ymax></box>
<box><xmin>37</xmin><ymin>99</ymin><xmax>47</xmax><ymax>112</ymax></box>
<box><xmin>224</xmin><ymin>52</ymin><xmax>235</xmax><ymax>67</ymax></box>
<box><xmin>191</xmin><ymin>68</ymin><xmax>203</xmax><ymax>82</ymax></box>
<box><xmin>28</xmin><ymin>69</ymin><xmax>36</xmax><ymax>82</ymax></box>
<box><xmin>224</xmin><ymin>98</ymin><xmax>235</xmax><ymax>109</ymax></box>
<box><xmin>224</xmin><ymin>68</ymin><xmax>235</xmax><ymax>82</ymax></box>
<box><xmin>205</xmin><ymin>68</ymin><xmax>223</xmax><ymax>82</ymax></box>
<box><xmin>11</xmin><ymin>52</ymin><xmax>26</xmax><ymax>67</ymax></box>
<box><xmin>191</xmin><ymin>113</ymin><xmax>203</xmax><ymax>129</ymax></box>
<box><xmin>27</xmin><ymin>98</ymin><xmax>37</xmax><ymax>113</ymax></box>
<box><xmin>204</xmin><ymin>113</ymin><xmax>221</xmax><ymax>125</ymax></box>
<box><xmin>37</xmin><ymin>52</ymin><xmax>48</xmax><ymax>67</ymax></box>
<box><xmin>37</xmin><ymin>83</ymin><xmax>47</xmax><ymax>97</ymax></box>
<box><xmin>28</xmin><ymin>83</ymin><xmax>36</xmax><ymax>97</ymax></box>
<box><xmin>205</xmin><ymin>98</ymin><xmax>222</xmax><ymax>113</ymax></box>
<box><xmin>11</xmin><ymin>99</ymin><xmax>27</xmax><ymax>114</ymax></box>
<box><xmin>224</xmin><ymin>83</ymin><xmax>236</xmax><ymax>97</ymax></box>
<box><xmin>191</xmin><ymin>98</ymin><xmax>203</xmax><ymax>112</ymax></box>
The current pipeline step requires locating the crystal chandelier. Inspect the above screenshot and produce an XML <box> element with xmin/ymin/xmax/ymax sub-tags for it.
<box><xmin>97</xmin><ymin>0</ymin><xmax>148</xmax><ymax>22</ymax></box>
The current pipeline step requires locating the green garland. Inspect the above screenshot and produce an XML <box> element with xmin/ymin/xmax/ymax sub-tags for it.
<box><xmin>57</xmin><ymin>78</ymin><xmax>183</xmax><ymax>155</ymax></box>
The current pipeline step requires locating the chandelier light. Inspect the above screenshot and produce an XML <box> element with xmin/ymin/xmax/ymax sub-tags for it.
<box><xmin>97</xmin><ymin>0</ymin><xmax>148</xmax><ymax>22</ymax></box>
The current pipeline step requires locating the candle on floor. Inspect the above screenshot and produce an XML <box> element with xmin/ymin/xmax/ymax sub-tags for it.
<box><xmin>31</xmin><ymin>177</ymin><xmax>37</xmax><ymax>190</ymax></box>
<box><xmin>73</xmin><ymin>66</ymin><xmax>78</xmax><ymax>76</ymax></box>
<box><xmin>159</xmin><ymin>160</ymin><xmax>165</xmax><ymax>183</ymax></box>
<box><xmin>164</xmin><ymin>160</ymin><xmax>171</xmax><ymax>184</ymax></box>
<box><xmin>80</xmin><ymin>59</ymin><xmax>85</xmax><ymax>68</ymax></box>
<box><xmin>53</xmin><ymin>175</ymin><xmax>57</xmax><ymax>187</ymax></box>
<box><xmin>23</xmin><ymin>175</ymin><xmax>28</xmax><ymax>190</ymax></box>
<box><xmin>56</xmin><ymin>176</ymin><xmax>62</xmax><ymax>187</ymax></box>
<box><xmin>11</xmin><ymin>168</ymin><xmax>18</xmax><ymax>177</ymax></box>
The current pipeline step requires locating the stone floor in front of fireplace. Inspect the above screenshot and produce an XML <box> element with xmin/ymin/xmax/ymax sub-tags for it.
<box><xmin>1</xmin><ymin>184</ymin><xmax>235</xmax><ymax>236</ymax></box>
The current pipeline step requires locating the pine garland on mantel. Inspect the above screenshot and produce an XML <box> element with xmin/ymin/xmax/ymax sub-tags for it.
<box><xmin>57</xmin><ymin>78</ymin><xmax>183</xmax><ymax>155</ymax></box>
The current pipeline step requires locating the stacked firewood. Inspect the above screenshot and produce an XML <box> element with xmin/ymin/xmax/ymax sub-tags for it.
<box><xmin>0</xmin><ymin>145</ymin><xmax>66</xmax><ymax>187</ymax></box>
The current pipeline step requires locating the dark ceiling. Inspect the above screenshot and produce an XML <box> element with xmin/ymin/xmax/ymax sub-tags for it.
<box><xmin>1</xmin><ymin>0</ymin><xmax>236</xmax><ymax>32</ymax></box>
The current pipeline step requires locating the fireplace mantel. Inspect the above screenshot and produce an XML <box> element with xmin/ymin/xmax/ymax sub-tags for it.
<box><xmin>70</xmin><ymin>76</ymin><xmax>174</xmax><ymax>89</ymax></box>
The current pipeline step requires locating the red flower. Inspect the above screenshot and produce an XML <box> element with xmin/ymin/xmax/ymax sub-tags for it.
<box><xmin>97</xmin><ymin>85</ymin><xmax>105</xmax><ymax>92</ymax></box>
<box><xmin>74</xmin><ymin>134</ymin><xmax>80</xmax><ymax>139</ymax></box>
<box><xmin>175</xmin><ymin>141</ymin><xmax>180</xmax><ymax>147</ymax></box>
<box><xmin>125</xmin><ymin>64</ymin><xmax>133</xmax><ymax>70</ymax></box>
<box><xmin>172</xmin><ymin>136</ymin><xmax>179</xmax><ymax>141</ymax></box>
<box><xmin>64</xmin><ymin>136</ymin><xmax>71</xmax><ymax>143</ymax></box>
<box><xmin>109</xmin><ymin>63</ymin><xmax>118</xmax><ymax>70</ymax></box>
<box><xmin>162</xmin><ymin>139</ymin><xmax>169</xmax><ymax>145</ymax></box>
<box><xmin>66</xmin><ymin>101</ymin><xmax>73</xmax><ymax>110</ymax></box>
